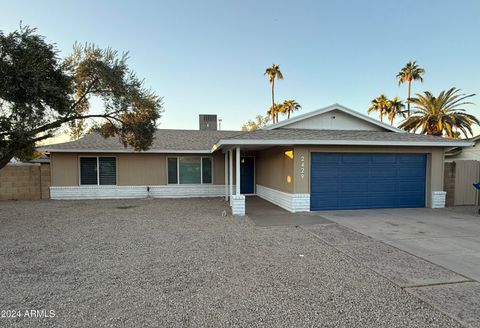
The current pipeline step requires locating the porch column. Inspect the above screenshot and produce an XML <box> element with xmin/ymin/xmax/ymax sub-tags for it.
<box><xmin>224</xmin><ymin>151</ymin><xmax>228</xmax><ymax>201</ymax></box>
<box><xmin>229</xmin><ymin>149</ymin><xmax>233</xmax><ymax>204</ymax></box>
<box><xmin>236</xmin><ymin>147</ymin><xmax>241</xmax><ymax>195</ymax></box>
<box><xmin>231</xmin><ymin>146</ymin><xmax>245</xmax><ymax>216</ymax></box>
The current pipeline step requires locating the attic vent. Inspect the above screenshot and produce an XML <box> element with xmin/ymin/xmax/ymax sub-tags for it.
<box><xmin>199</xmin><ymin>114</ymin><xmax>218</xmax><ymax>131</ymax></box>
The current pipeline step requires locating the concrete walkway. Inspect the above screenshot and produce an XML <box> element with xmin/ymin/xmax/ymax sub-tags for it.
<box><xmin>245</xmin><ymin>196</ymin><xmax>331</xmax><ymax>227</ymax></box>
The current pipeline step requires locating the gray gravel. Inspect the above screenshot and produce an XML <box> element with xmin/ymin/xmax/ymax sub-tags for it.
<box><xmin>0</xmin><ymin>199</ymin><xmax>464</xmax><ymax>327</ymax></box>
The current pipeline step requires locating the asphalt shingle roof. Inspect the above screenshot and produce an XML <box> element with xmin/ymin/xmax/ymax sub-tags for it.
<box><xmin>41</xmin><ymin>129</ymin><xmax>244</xmax><ymax>152</ymax></box>
<box><xmin>216</xmin><ymin>128</ymin><xmax>463</xmax><ymax>144</ymax></box>
<box><xmin>41</xmin><ymin>128</ymin><xmax>469</xmax><ymax>152</ymax></box>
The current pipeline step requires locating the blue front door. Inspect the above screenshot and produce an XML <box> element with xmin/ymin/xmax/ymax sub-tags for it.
<box><xmin>310</xmin><ymin>153</ymin><xmax>426</xmax><ymax>210</ymax></box>
<box><xmin>240</xmin><ymin>157</ymin><xmax>255</xmax><ymax>194</ymax></box>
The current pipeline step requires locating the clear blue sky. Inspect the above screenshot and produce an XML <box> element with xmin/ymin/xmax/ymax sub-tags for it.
<box><xmin>2</xmin><ymin>0</ymin><xmax>480</xmax><ymax>131</ymax></box>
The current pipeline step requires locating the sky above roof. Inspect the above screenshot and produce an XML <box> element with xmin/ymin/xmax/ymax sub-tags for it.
<box><xmin>3</xmin><ymin>0</ymin><xmax>480</xmax><ymax>132</ymax></box>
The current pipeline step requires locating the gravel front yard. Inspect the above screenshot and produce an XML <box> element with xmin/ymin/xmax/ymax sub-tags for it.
<box><xmin>0</xmin><ymin>199</ymin><xmax>464</xmax><ymax>327</ymax></box>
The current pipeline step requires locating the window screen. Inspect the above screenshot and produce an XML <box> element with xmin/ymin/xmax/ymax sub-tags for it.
<box><xmin>202</xmin><ymin>157</ymin><xmax>212</xmax><ymax>183</ymax></box>
<box><xmin>167</xmin><ymin>158</ymin><xmax>178</xmax><ymax>184</ymax></box>
<box><xmin>179</xmin><ymin>157</ymin><xmax>201</xmax><ymax>184</ymax></box>
<box><xmin>80</xmin><ymin>157</ymin><xmax>98</xmax><ymax>185</ymax></box>
<box><xmin>99</xmin><ymin>157</ymin><xmax>116</xmax><ymax>185</ymax></box>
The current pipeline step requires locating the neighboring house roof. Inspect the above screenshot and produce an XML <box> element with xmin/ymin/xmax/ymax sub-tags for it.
<box><xmin>445</xmin><ymin>134</ymin><xmax>480</xmax><ymax>161</ymax></box>
<box><xmin>214</xmin><ymin>129</ymin><xmax>472</xmax><ymax>150</ymax></box>
<box><xmin>39</xmin><ymin>129</ymin><xmax>243</xmax><ymax>153</ymax></box>
<box><xmin>263</xmin><ymin>103</ymin><xmax>405</xmax><ymax>133</ymax></box>
<box><xmin>28</xmin><ymin>154</ymin><xmax>50</xmax><ymax>164</ymax></box>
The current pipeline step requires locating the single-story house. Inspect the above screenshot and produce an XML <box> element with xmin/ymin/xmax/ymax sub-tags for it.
<box><xmin>40</xmin><ymin>104</ymin><xmax>471</xmax><ymax>215</ymax></box>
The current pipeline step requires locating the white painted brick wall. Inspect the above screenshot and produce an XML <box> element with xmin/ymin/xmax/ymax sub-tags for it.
<box><xmin>231</xmin><ymin>195</ymin><xmax>245</xmax><ymax>216</ymax></box>
<box><xmin>50</xmin><ymin>185</ymin><xmax>228</xmax><ymax>200</ymax></box>
<box><xmin>256</xmin><ymin>185</ymin><xmax>310</xmax><ymax>212</ymax></box>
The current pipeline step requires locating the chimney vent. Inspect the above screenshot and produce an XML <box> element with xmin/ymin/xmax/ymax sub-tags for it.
<box><xmin>199</xmin><ymin>114</ymin><xmax>218</xmax><ymax>130</ymax></box>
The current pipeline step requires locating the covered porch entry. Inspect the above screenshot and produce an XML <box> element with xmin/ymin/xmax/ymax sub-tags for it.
<box><xmin>223</xmin><ymin>147</ymin><xmax>257</xmax><ymax>216</ymax></box>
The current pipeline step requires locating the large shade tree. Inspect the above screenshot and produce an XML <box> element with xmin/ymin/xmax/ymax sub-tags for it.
<box><xmin>264</xmin><ymin>64</ymin><xmax>283</xmax><ymax>123</ymax></box>
<box><xmin>0</xmin><ymin>27</ymin><xmax>162</xmax><ymax>169</ymax></box>
<box><xmin>396</xmin><ymin>61</ymin><xmax>425</xmax><ymax>117</ymax></box>
<box><xmin>399</xmin><ymin>87</ymin><xmax>478</xmax><ymax>137</ymax></box>
<box><xmin>241</xmin><ymin>115</ymin><xmax>270</xmax><ymax>131</ymax></box>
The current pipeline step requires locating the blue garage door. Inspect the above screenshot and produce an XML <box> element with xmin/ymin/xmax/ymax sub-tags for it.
<box><xmin>310</xmin><ymin>153</ymin><xmax>426</xmax><ymax>210</ymax></box>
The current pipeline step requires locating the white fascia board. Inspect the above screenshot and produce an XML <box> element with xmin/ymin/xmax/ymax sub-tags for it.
<box><xmin>216</xmin><ymin>139</ymin><xmax>474</xmax><ymax>148</ymax></box>
<box><xmin>42</xmin><ymin>149</ymin><xmax>212</xmax><ymax>154</ymax></box>
<box><xmin>263</xmin><ymin>103</ymin><xmax>404</xmax><ymax>133</ymax></box>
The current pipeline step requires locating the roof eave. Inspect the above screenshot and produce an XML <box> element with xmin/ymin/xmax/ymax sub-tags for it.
<box><xmin>215</xmin><ymin>139</ymin><xmax>474</xmax><ymax>149</ymax></box>
<box><xmin>40</xmin><ymin>148</ymin><xmax>212</xmax><ymax>154</ymax></box>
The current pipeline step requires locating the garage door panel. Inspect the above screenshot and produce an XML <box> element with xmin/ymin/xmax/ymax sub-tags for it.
<box><xmin>342</xmin><ymin>155</ymin><xmax>370</xmax><ymax>164</ymax></box>
<box><xmin>371</xmin><ymin>167</ymin><xmax>397</xmax><ymax>177</ymax></box>
<box><xmin>310</xmin><ymin>153</ymin><xmax>426</xmax><ymax>210</ymax></box>
<box><xmin>341</xmin><ymin>166</ymin><xmax>370</xmax><ymax>178</ymax></box>
<box><xmin>368</xmin><ymin>182</ymin><xmax>393</xmax><ymax>192</ymax></box>
<box><xmin>311</xmin><ymin>167</ymin><xmax>339</xmax><ymax>178</ymax></box>
<box><xmin>342</xmin><ymin>182</ymin><xmax>369</xmax><ymax>192</ymax></box>
<box><xmin>371</xmin><ymin>154</ymin><xmax>397</xmax><ymax>164</ymax></box>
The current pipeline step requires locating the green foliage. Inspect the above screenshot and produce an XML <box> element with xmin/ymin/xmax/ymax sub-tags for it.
<box><xmin>399</xmin><ymin>88</ymin><xmax>478</xmax><ymax>137</ymax></box>
<box><xmin>241</xmin><ymin>115</ymin><xmax>270</xmax><ymax>131</ymax></box>
<box><xmin>282</xmin><ymin>99</ymin><xmax>301</xmax><ymax>119</ymax></box>
<box><xmin>368</xmin><ymin>94</ymin><xmax>390</xmax><ymax>123</ymax></box>
<box><xmin>396</xmin><ymin>61</ymin><xmax>425</xmax><ymax>116</ymax></box>
<box><xmin>0</xmin><ymin>27</ymin><xmax>163</xmax><ymax>169</ymax></box>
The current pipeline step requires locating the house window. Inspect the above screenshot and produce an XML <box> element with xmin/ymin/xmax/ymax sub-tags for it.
<box><xmin>80</xmin><ymin>157</ymin><xmax>117</xmax><ymax>185</ymax></box>
<box><xmin>167</xmin><ymin>157</ymin><xmax>213</xmax><ymax>184</ymax></box>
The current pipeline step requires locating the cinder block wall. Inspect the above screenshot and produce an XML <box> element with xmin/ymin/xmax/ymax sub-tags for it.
<box><xmin>0</xmin><ymin>164</ymin><xmax>51</xmax><ymax>200</ymax></box>
<box><xmin>443</xmin><ymin>162</ymin><xmax>455</xmax><ymax>207</ymax></box>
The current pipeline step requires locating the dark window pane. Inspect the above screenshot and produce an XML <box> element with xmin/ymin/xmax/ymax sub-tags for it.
<box><xmin>80</xmin><ymin>157</ymin><xmax>97</xmax><ymax>185</ymax></box>
<box><xmin>179</xmin><ymin>157</ymin><xmax>201</xmax><ymax>184</ymax></box>
<box><xmin>168</xmin><ymin>158</ymin><xmax>178</xmax><ymax>184</ymax></box>
<box><xmin>202</xmin><ymin>157</ymin><xmax>212</xmax><ymax>184</ymax></box>
<box><xmin>99</xmin><ymin>157</ymin><xmax>116</xmax><ymax>185</ymax></box>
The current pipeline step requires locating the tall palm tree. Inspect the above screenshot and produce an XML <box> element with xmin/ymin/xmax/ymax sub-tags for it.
<box><xmin>387</xmin><ymin>96</ymin><xmax>405</xmax><ymax>126</ymax></box>
<box><xmin>368</xmin><ymin>94</ymin><xmax>390</xmax><ymax>123</ymax></box>
<box><xmin>264</xmin><ymin>64</ymin><xmax>283</xmax><ymax>122</ymax></box>
<box><xmin>396</xmin><ymin>61</ymin><xmax>425</xmax><ymax>117</ymax></box>
<box><xmin>267</xmin><ymin>104</ymin><xmax>283</xmax><ymax>124</ymax></box>
<box><xmin>282</xmin><ymin>99</ymin><xmax>302</xmax><ymax>119</ymax></box>
<box><xmin>399</xmin><ymin>87</ymin><xmax>479</xmax><ymax>137</ymax></box>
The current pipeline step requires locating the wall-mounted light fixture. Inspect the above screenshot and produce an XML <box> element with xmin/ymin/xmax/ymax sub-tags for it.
<box><xmin>284</xmin><ymin>150</ymin><xmax>294</xmax><ymax>159</ymax></box>
<box><xmin>287</xmin><ymin>175</ymin><xmax>292</xmax><ymax>183</ymax></box>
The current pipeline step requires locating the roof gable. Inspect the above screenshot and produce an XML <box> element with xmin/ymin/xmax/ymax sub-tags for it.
<box><xmin>264</xmin><ymin>103</ymin><xmax>404</xmax><ymax>133</ymax></box>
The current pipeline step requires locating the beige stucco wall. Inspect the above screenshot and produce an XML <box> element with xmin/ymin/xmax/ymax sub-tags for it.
<box><xmin>255</xmin><ymin>146</ymin><xmax>294</xmax><ymax>193</ymax></box>
<box><xmin>293</xmin><ymin>146</ymin><xmax>445</xmax><ymax>207</ymax></box>
<box><xmin>50</xmin><ymin>152</ymin><xmax>227</xmax><ymax>186</ymax></box>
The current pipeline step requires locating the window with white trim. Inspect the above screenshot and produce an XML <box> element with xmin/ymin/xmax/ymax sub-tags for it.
<box><xmin>80</xmin><ymin>157</ymin><xmax>117</xmax><ymax>185</ymax></box>
<box><xmin>167</xmin><ymin>157</ymin><xmax>212</xmax><ymax>184</ymax></box>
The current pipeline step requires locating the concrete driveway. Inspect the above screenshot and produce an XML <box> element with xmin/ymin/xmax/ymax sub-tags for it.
<box><xmin>316</xmin><ymin>207</ymin><xmax>480</xmax><ymax>282</ymax></box>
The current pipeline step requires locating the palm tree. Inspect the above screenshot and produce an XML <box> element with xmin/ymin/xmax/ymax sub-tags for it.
<box><xmin>264</xmin><ymin>64</ymin><xmax>283</xmax><ymax>122</ymax></box>
<box><xmin>396</xmin><ymin>61</ymin><xmax>425</xmax><ymax>117</ymax></box>
<box><xmin>399</xmin><ymin>87</ymin><xmax>479</xmax><ymax>137</ymax></box>
<box><xmin>387</xmin><ymin>96</ymin><xmax>405</xmax><ymax>126</ymax></box>
<box><xmin>267</xmin><ymin>104</ymin><xmax>284</xmax><ymax>124</ymax></box>
<box><xmin>282</xmin><ymin>99</ymin><xmax>302</xmax><ymax>119</ymax></box>
<box><xmin>368</xmin><ymin>94</ymin><xmax>390</xmax><ymax>123</ymax></box>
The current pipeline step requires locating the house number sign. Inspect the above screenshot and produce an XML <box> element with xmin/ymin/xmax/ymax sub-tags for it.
<box><xmin>300</xmin><ymin>155</ymin><xmax>305</xmax><ymax>179</ymax></box>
